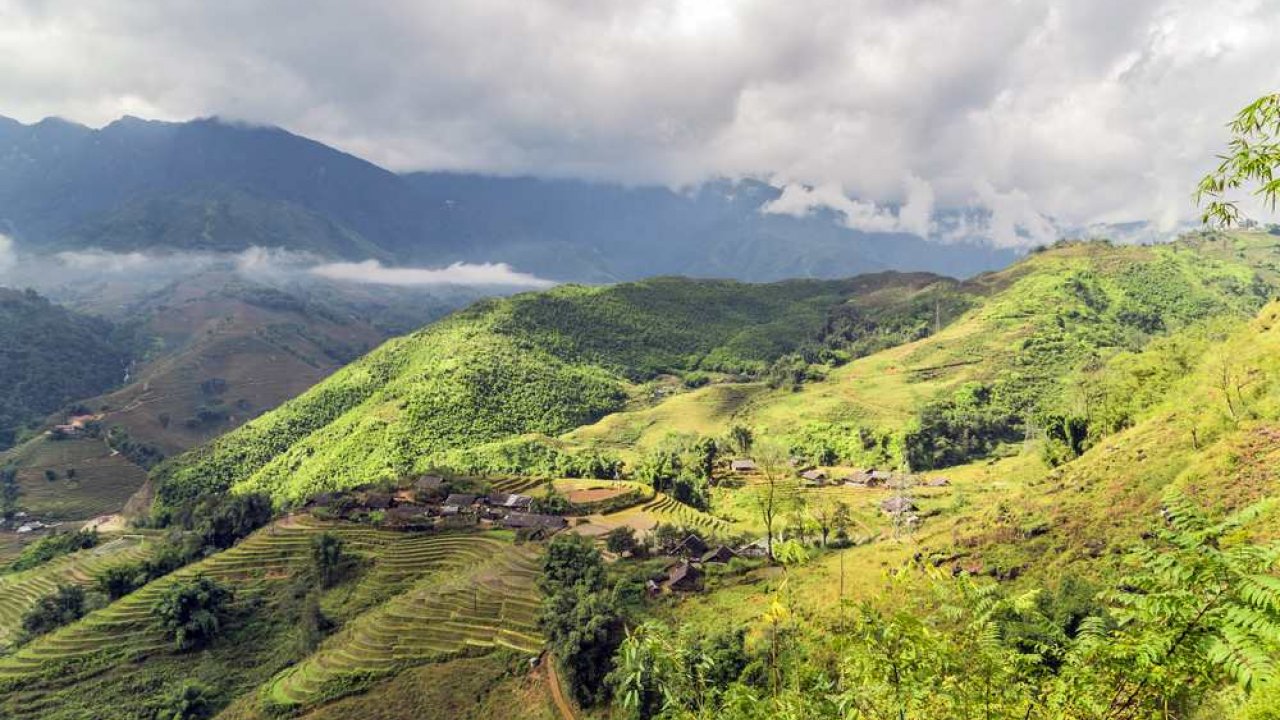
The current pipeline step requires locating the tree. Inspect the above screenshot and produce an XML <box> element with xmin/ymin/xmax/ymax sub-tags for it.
<box><xmin>688</xmin><ymin>437</ymin><xmax>718</xmax><ymax>481</ymax></box>
<box><xmin>43</xmin><ymin>468</ymin><xmax>57</xmax><ymax>482</ymax></box>
<box><xmin>98</xmin><ymin>564</ymin><xmax>142</xmax><ymax>601</ymax></box>
<box><xmin>832</xmin><ymin>501</ymin><xmax>853</xmax><ymax>542</ymax></box>
<box><xmin>1</xmin><ymin>466</ymin><xmax>20</xmax><ymax>522</ymax></box>
<box><xmin>539</xmin><ymin>533</ymin><xmax>626</xmax><ymax>706</ymax></box>
<box><xmin>154</xmin><ymin>680</ymin><xmax>215</xmax><ymax>720</ymax></box>
<box><xmin>605</xmin><ymin>526</ymin><xmax>640</xmax><ymax>557</ymax></box>
<box><xmin>751</xmin><ymin>445</ymin><xmax>793</xmax><ymax>562</ymax></box>
<box><xmin>728</xmin><ymin>425</ymin><xmax>754</xmax><ymax>456</ymax></box>
<box><xmin>310</xmin><ymin>531</ymin><xmax>345</xmax><ymax>588</ymax></box>
<box><xmin>21</xmin><ymin>584</ymin><xmax>88</xmax><ymax>638</ymax></box>
<box><xmin>153</xmin><ymin>576</ymin><xmax>233</xmax><ymax>651</ymax></box>
<box><xmin>809</xmin><ymin>496</ymin><xmax>836</xmax><ymax>547</ymax></box>
<box><xmin>1198</xmin><ymin>93</ymin><xmax>1280</xmax><ymax>227</ymax></box>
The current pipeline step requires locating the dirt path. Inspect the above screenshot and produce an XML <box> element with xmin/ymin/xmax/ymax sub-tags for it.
<box><xmin>545</xmin><ymin>656</ymin><xmax>577</xmax><ymax>720</ymax></box>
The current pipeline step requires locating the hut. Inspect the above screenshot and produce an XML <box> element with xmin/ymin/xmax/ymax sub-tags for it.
<box><xmin>880</xmin><ymin>496</ymin><xmax>918</xmax><ymax>515</ymax></box>
<box><xmin>737</xmin><ymin>539</ymin><xmax>770</xmax><ymax>558</ymax></box>
<box><xmin>700</xmin><ymin>546</ymin><xmax>738</xmax><ymax>564</ymax></box>
<box><xmin>501</xmin><ymin>512</ymin><xmax>567</xmax><ymax>531</ymax></box>
<box><xmin>800</xmin><ymin>469</ymin><xmax>827</xmax><ymax>486</ymax></box>
<box><xmin>665</xmin><ymin>561</ymin><xmax>703</xmax><ymax>592</ymax></box>
<box><xmin>488</xmin><ymin>492</ymin><xmax>534</xmax><ymax>512</ymax></box>
<box><xmin>925</xmin><ymin>477</ymin><xmax>952</xmax><ymax>487</ymax></box>
<box><xmin>672</xmin><ymin>533</ymin><xmax>709</xmax><ymax>558</ymax></box>
<box><xmin>730</xmin><ymin>459</ymin><xmax>758</xmax><ymax>473</ymax></box>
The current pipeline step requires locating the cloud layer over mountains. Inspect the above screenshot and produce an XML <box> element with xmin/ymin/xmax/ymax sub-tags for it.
<box><xmin>2</xmin><ymin>1</ymin><xmax>1279</xmax><ymax>241</ymax></box>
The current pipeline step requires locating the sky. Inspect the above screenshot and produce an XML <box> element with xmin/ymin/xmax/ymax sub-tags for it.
<box><xmin>2</xmin><ymin>0</ymin><xmax>1279</xmax><ymax>245</ymax></box>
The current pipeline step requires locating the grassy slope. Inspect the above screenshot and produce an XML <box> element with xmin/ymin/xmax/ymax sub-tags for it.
<box><xmin>155</xmin><ymin>274</ymin><xmax>952</xmax><ymax>506</ymax></box>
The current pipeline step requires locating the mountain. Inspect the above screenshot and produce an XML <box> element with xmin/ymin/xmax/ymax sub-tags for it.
<box><xmin>8</xmin><ymin>232</ymin><xmax>1280</xmax><ymax>719</ymax></box>
<box><xmin>0</xmin><ymin>288</ymin><xmax>133</xmax><ymax>449</ymax></box>
<box><xmin>0</xmin><ymin>115</ymin><xmax>1018</xmax><ymax>281</ymax></box>
<box><xmin>0</xmin><ymin>272</ymin><xmax>484</xmax><ymax>521</ymax></box>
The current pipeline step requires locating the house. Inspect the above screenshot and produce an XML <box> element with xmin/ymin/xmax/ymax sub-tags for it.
<box><xmin>925</xmin><ymin>477</ymin><xmax>951</xmax><ymax>487</ymax></box>
<box><xmin>386</xmin><ymin>505</ymin><xmax>432</xmax><ymax>528</ymax></box>
<box><xmin>800</xmin><ymin>469</ymin><xmax>827</xmax><ymax>485</ymax></box>
<box><xmin>737</xmin><ymin>538</ymin><xmax>770</xmax><ymax>558</ymax></box>
<box><xmin>845</xmin><ymin>470</ymin><xmax>873</xmax><ymax>486</ymax></box>
<box><xmin>443</xmin><ymin>493</ymin><xmax>479</xmax><ymax>512</ymax></box>
<box><xmin>880</xmin><ymin>496</ymin><xmax>918</xmax><ymax>515</ymax></box>
<box><xmin>672</xmin><ymin>534</ymin><xmax>709</xmax><ymax>558</ymax></box>
<box><xmin>487</xmin><ymin>492</ymin><xmax>534</xmax><ymax>512</ymax></box>
<box><xmin>414</xmin><ymin>475</ymin><xmax>446</xmax><ymax>498</ymax></box>
<box><xmin>730</xmin><ymin>459</ymin><xmax>757</xmax><ymax>473</ymax></box>
<box><xmin>665</xmin><ymin>561</ymin><xmax>703</xmax><ymax>592</ymax></box>
<box><xmin>306</xmin><ymin>492</ymin><xmax>337</xmax><ymax>507</ymax></box>
<box><xmin>700</xmin><ymin>546</ymin><xmax>738</xmax><ymax>564</ymax></box>
<box><xmin>501</xmin><ymin>512</ymin><xmax>567</xmax><ymax>531</ymax></box>
<box><xmin>867</xmin><ymin>470</ymin><xmax>893</xmax><ymax>486</ymax></box>
<box><xmin>363</xmin><ymin>492</ymin><xmax>394</xmax><ymax>510</ymax></box>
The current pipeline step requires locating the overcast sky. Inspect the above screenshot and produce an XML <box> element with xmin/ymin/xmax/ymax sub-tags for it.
<box><xmin>2</xmin><ymin>0</ymin><xmax>1278</xmax><ymax>244</ymax></box>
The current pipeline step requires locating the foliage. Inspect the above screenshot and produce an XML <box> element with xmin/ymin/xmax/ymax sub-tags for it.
<box><xmin>8</xmin><ymin>528</ymin><xmax>99</xmax><ymax>572</ymax></box>
<box><xmin>0</xmin><ymin>287</ymin><xmax>135</xmax><ymax>450</ymax></box>
<box><xmin>1198</xmin><ymin>93</ymin><xmax>1280</xmax><ymax>227</ymax></box>
<box><xmin>153</xmin><ymin>576</ymin><xmax>234</xmax><ymax>651</ymax></box>
<box><xmin>605</xmin><ymin>526</ymin><xmax>642</xmax><ymax>556</ymax></box>
<box><xmin>310</xmin><ymin>532</ymin><xmax>346</xmax><ymax>588</ymax></box>
<box><xmin>154</xmin><ymin>680</ymin><xmax>216</xmax><ymax>720</ymax></box>
<box><xmin>539</xmin><ymin>533</ymin><xmax>627</xmax><ymax>707</ymax></box>
<box><xmin>20</xmin><ymin>583</ymin><xmax>89</xmax><ymax>639</ymax></box>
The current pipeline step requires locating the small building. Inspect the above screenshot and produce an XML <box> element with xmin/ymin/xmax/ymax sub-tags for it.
<box><xmin>487</xmin><ymin>492</ymin><xmax>534</xmax><ymax>512</ymax></box>
<box><xmin>845</xmin><ymin>470</ymin><xmax>873</xmax><ymax>486</ymax></box>
<box><xmin>672</xmin><ymin>534</ymin><xmax>709</xmax><ymax>558</ymax></box>
<box><xmin>700</xmin><ymin>546</ymin><xmax>738</xmax><ymax>564</ymax></box>
<box><xmin>364</xmin><ymin>492</ymin><xmax>394</xmax><ymax>510</ymax></box>
<box><xmin>665</xmin><ymin>561</ymin><xmax>703</xmax><ymax>592</ymax></box>
<box><xmin>730</xmin><ymin>459</ymin><xmax>757</xmax><ymax>473</ymax></box>
<box><xmin>880</xmin><ymin>496</ymin><xmax>918</xmax><ymax>515</ymax></box>
<box><xmin>925</xmin><ymin>477</ymin><xmax>951</xmax><ymax>487</ymax></box>
<box><xmin>867</xmin><ymin>470</ymin><xmax>893</xmax><ymax>486</ymax></box>
<box><xmin>502</xmin><ymin>512</ymin><xmax>567</xmax><ymax>531</ymax></box>
<box><xmin>385</xmin><ymin>505</ymin><xmax>432</xmax><ymax>528</ymax></box>
<box><xmin>306</xmin><ymin>492</ymin><xmax>337</xmax><ymax>508</ymax></box>
<box><xmin>414</xmin><ymin>475</ymin><xmax>446</xmax><ymax>496</ymax></box>
<box><xmin>736</xmin><ymin>538</ymin><xmax>770</xmax><ymax>558</ymax></box>
<box><xmin>443</xmin><ymin>493</ymin><xmax>479</xmax><ymax>512</ymax></box>
<box><xmin>800</xmin><ymin>469</ymin><xmax>827</xmax><ymax>485</ymax></box>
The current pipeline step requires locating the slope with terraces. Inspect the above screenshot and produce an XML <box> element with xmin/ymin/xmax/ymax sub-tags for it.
<box><xmin>0</xmin><ymin>517</ymin><xmax>545</xmax><ymax>720</ymax></box>
<box><xmin>0</xmin><ymin>535</ymin><xmax>153</xmax><ymax>648</ymax></box>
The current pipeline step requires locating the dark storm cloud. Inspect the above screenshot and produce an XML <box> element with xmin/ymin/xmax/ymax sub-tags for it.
<box><xmin>2</xmin><ymin>0</ymin><xmax>1278</xmax><ymax>244</ymax></box>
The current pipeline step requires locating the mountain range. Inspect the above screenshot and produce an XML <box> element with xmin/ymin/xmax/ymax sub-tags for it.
<box><xmin>0</xmin><ymin>115</ymin><xmax>1020</xmax><ymax>282</ymax></box>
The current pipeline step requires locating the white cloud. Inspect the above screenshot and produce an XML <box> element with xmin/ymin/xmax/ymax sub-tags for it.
<box><xmin>0</xmin><ymin>234</ymin><xmax>15</xmax><ymax>274</ymax></box>
<box><xmin>308</xmin><ymin>259</ymin><xmax>553</xmax><ymax>288</ymax></box>
<box><xmin>1</xmin><ymin>0</ymin><xmax>1279</xmax><ymax>244</ymax></box>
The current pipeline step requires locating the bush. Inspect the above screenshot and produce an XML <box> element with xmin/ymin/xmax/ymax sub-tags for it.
<box><xmin>21</xmin><ymin>584</ymin><xmax>88</xmax><ymax>638</ymax></box>
<box><xmin>153</xmin><ymin>576</ymin><xmax>234</xmax><ymax>651</ymax></box>
<box><xmin>9</xmin><ymin>528</ymin><xmax>99</xmax><ymax>572</ymax></box>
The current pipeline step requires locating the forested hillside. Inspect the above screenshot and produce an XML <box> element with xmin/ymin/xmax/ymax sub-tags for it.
<box><xmin>152</xmin><ymin>273</ymin><xmax>958</xmax><ymax>508</ymax></box>
<box><xmin>0</xmin><ymin>288</ymin><xmax>133</xmax><ymax>449</ymax></box>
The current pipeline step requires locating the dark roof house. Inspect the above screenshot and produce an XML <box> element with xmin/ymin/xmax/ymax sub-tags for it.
<box><xmin>672</xmin><ymin>534</ymin><xmax>709</xmax><ymax>558</ymax></box>
<box><xmin>665</xmin><ymin>561</ymin><xmax>703</xmax><ymax>592</ymax></box>
<box><xmin>364</xmin><ymin>492</ymin><xmax>394</xmax><ymax>510</ymax></box>
<box><xmin>800</xmin><ymin>469</ymin><xmax>827</xmax><ymax>485</ymax></box>
<box><xmin>488</xmin><ymin>493</ymin><xmax>534</xmax><ymax>511</ymax></box>
<box><xmin>443</xmin><ymin>493</ymin><xmax>479</xmax><ymax>509</ymax></box>
<box><xmin>730</xmin><ymin>459</ymin><xmax>757</xmax><ymax>473</ymax></box>
<box><xmin>415</xmin><ymin>475</ymin><xmax>445</xmax><ymax>492</ymax></box>
<box><xmin>700</xmin><ymin>546</ymin><xmax>738</xmax><ymax>564</ymax></box>
<box><xmin>501</xmin><ymin>512</ymin><xmax>567</xmax><ymax>531</ymax></box>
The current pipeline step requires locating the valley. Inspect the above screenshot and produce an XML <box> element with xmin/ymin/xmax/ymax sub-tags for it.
<box><xmin>5</xmin><ymin>230</ymin><xmax>1280</xmax><ymax>718</ymax></box>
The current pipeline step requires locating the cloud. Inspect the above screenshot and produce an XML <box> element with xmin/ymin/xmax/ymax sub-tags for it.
<box><xmin>1</xmin><ymin>1</ymin><xmax>1279</xmax><ymax>243</ymax></box>
<box><xmin>308</xmin><ymin>259</ymin><xmax>554</xmax><ymax>288</ymax></box>
<box><xmin>0</xmin><ymin>246</ymin><xmax>553</xmax><ymax>293</ymax></box>
<box><xmin>0</xmin><ymin>234</ymin><xmax>15</xmax><ymax>274</ymax></box>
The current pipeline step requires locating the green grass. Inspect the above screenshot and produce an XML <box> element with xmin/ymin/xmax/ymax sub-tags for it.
<box><xmin>1</xmin><ymin>435</ymin><xmax>148</xmax><ymax>519</ymax></box>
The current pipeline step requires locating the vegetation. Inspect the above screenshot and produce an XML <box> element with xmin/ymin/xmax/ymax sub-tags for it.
<box><xmin>153</xmin><ymin>576</ymin><xmax>235</xmax><ymax>651</ymax></box>
<box><xmin>7</xmin><ymin>528</ymin><xmax>99</xmax><ymax>572</ymax></box>
<box><xmin>0</xmin><ymin>288</ymin><xmax>135</xmax><ymax>450</ymax></box>
<box><xmin>20</xmin><ymin>584</ymin><xmax>90</xmax><ymax>639</ymax></box>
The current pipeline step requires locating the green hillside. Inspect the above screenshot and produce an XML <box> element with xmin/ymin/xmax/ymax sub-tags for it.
<box><xmin>153</xmin><ymin>273</ymin><xmax>957</xmax><ymax>508</ymax></box>
<box><xmin>0</xmin><ymin>288</ymin><xmax>134</xmax><ymax>450</ymax></box>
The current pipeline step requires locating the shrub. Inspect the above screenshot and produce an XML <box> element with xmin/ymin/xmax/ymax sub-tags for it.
<box><xmin>153</xmin><ymin>576</ymin><xmax>234</xmax><ymax>651</ymax></box>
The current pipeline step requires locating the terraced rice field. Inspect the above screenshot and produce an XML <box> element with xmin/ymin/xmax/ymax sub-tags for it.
<box><xmin>264</xmin><ymin>538</ymin><xmax>542</xmax><ymax>711</ymax></box>
<box><xmin>640</xmin><ymin>494</ymin><xmax>734</xmax><ymax>534</ymax></box>
<box><xmin>488</xmin><ymin>477</ymin><xmax>549</xmax><ymax>495</ymax></box>
<box><xmin>0</xmin><ymin>536</ymin><xmax>152</xmax><ymax>647</ymax></box>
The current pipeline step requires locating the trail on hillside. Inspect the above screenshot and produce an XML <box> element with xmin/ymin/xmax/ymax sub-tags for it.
<box><xmin>545</xmin><ymin>657</ymin><xmax>577</xmax><ymax>720</ymax></box>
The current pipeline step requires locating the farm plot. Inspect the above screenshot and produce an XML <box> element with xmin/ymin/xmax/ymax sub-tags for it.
<box><xmin>262</xmin><ymin>540</ymin><xmax>542</xmax><ymax>712</ymax></box>
<box><xmin>0</xmin><ymin>536</ymin><xmax>152</xmax><ymax>647</ymax></box>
